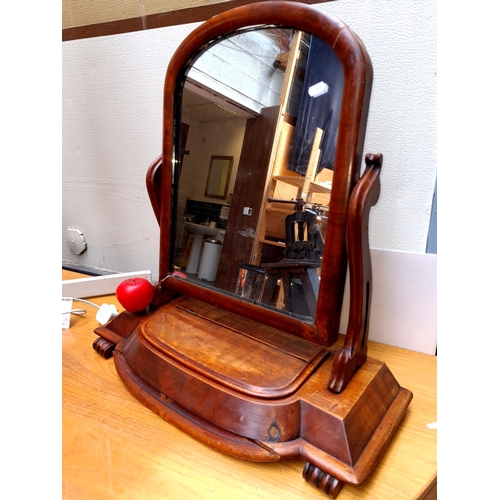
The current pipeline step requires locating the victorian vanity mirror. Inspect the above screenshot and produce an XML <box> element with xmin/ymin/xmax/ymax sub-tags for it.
<box><xmin>93</xmin><ymin>2</ymin><xmax>412</xmax><ymax>497</ymax></box>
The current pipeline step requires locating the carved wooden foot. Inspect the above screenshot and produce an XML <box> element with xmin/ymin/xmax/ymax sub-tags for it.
<box><xmin>303</xmin><ymin>462</ymin><xmax>344</xmax><ymax>498</ymax></box>
<box><xmin>92</xmin><ymin>337</ymin><xmax>115</xmax><ymax>359</ymax></box>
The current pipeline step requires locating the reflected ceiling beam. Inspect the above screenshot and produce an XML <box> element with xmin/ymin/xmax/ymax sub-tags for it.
<box><xmin>184</xmin><ymin>82</ymin><xmax>259</xmax><ymax>122</ymax></box>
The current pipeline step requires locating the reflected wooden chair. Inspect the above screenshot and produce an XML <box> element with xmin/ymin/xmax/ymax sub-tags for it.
<box><xmin>261</xmin><ymin>200</ymin><xmax>323</xmax><ymax>317</ymax></box>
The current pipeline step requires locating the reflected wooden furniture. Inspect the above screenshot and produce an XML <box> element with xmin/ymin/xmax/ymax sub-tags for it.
<box><xmin>63</xmin><ymin>270</ymin><xmax>437</xmax><ymax>499</ymax></box>
<box><xmin>260</xmin><ymin>203</ymin><xmax>324</xmax><ymax>316</ymax></box>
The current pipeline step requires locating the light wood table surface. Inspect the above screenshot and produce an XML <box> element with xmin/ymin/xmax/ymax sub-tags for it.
<box><xmin>62</xmin><ymin>270</ymin><xmax>437</xmax><ymax>499</ymax></box>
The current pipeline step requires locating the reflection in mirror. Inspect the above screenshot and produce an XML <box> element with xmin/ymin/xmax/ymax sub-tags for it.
<box><xmin>173</xmin><ymin>27</ymin><xmax>343</xmax><ymax>321</ymax></box>
<box><xmin>205</xmin><ymin>156</ymin><xmax>234</xmax><ymax>199</ymax></box>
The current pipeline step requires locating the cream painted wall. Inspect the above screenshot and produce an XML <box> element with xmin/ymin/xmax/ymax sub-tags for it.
<box><xmin>175</xmin><ymin>117</ymin><xmax>246</xmax><ymax>246</ymax></box>
<box><xmin>62</xmin><ymin>0</ymin><xmax>229</xmax><ymax>29</ymax></box>
<box><xmin>181</xmin><ymin>118</ymin><xmax>246</xmax><ymax>204</ymax></box>
<box><xmin>328</xmin><ymin>0</ymin><xmax>437</xmax><ymax>252</ymax></box>
<box><xmin>62</xmin><ymin>0</ymin><xmax>437</xmax><ymax>280</ymax></box>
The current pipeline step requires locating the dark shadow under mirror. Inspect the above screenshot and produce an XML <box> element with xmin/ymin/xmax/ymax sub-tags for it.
<box><xmin>173</xmin><ymin>27</ymin><xmax>343</xmax><ymax>323</ymax></box>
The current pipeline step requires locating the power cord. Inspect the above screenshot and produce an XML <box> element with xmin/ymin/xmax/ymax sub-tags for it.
<box><xmin>62</xmin><ymin>297</ymin><xmax>119</xmax><ymax>325</ymax></box>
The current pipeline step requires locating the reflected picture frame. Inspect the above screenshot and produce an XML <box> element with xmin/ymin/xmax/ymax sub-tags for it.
<box><xmin>204</xmin><ymin>155</ymin><xmax>233</xmax><ymax>199</ymax></box>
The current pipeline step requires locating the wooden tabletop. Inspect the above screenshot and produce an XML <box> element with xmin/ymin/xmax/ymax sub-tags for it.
<box><xmin>62</xmin><ymin>270</ymin><xmax>436</xmax><ymax>499</ymax></box>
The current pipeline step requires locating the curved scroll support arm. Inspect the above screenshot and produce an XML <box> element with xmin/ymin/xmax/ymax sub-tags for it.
<box><xmin>146</xmin><ymin>154</ymin><xmax>163</xmax><ymax>225</ymax></box>
<box><xmin>146</xmin><ymin>155</ymin><xmax>183</xmax><ymax>309</ymax></box>
<box><xmin>328</xmin><ymin>153</ymin><xmax>382</xmax><ymax>393</ymax></box>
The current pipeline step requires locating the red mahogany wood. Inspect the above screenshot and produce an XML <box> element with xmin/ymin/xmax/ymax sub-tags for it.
<box><xmin>95</xmin><ymin>308</ymin><xmax>412</xmax><ymax>489</ymax></box>
<box><xmin>93</xmin><ymin>3</ymin><xmax>412</xmax><ymax>497</ymax></box>
<box><xmin>328</xmin><ymin>154</ymin><xmax>382</xmax><ymax>393</ymax></box>
<box><xmin>145</xmin><ymin>154</ymin><xmax>162</xmax><ymax>223</ymax></box>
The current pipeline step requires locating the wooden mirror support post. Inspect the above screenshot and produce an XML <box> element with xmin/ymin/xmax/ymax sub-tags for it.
<box><xmin>93</xmin><ymin>3</ymin><xmax>412</xmax><ymax>498</ymax></box>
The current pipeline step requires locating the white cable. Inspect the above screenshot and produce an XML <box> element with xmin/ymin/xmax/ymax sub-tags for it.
<box><xmin>71</xmin><ymin>297</ymin><xmax>101</xmax><ymax>309</ymax></box>
<box><xmin>63</xmin><ymin>297</ymin><xmax>118</xmax><ymax>325</ymax></box>
<box><xmin>62</xmin><ymin>308</ymin><xmax>87</xmax><ymax>315</ymax></box>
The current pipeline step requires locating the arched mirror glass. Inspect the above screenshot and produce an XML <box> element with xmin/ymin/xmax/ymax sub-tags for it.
<box><xmin>172</xmin><ymin>27</ymin><xmax>344</xmax><ymax>323</ymax></box>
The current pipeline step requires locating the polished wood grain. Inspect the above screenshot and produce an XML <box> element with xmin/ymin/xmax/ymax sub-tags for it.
<box><xmin>62</xmin><ymin>270</ymin><xmax>436</xmax><ymax>499</ymax></box>
<box><xmin>215</xmin><ymin>105</ymin><xmax>282</xmax><ymax>292</ymax></box>
<box><xmin>328</xmin><ymin>154</ymin><xmax>382</xmax><ymax>392</ymax></box>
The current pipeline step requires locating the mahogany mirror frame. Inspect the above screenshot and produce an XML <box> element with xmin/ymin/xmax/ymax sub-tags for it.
<box><xmin>150</xmin><ymin>0</ymin><xmax>373</xmax><ymax>349</ymax></box>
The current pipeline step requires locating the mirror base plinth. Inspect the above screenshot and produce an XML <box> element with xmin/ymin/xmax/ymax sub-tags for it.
<box><xmin>94</xmin><ymin>303</ymin><xmax>412</xmax><ymax>495</ymax></box>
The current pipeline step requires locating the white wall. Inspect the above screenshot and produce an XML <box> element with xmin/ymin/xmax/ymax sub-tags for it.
<box><xmin>180</xmin><ymin>117</ymin><xmax>247</xmax><ymax>204</ymax></box>
<box><xmin>325</xmin><ymin>1</ymin><xmax>437</xmax><ymax>252</ymax></box>
<box><xmin>62</xmin><ymin>0</ymin><xmax>437</xmax><ymax>281</ymax></box>
<box><xmin>62</xmin><ymin>23</ymin><xmax>202</xmax><ymax>280</ymax></box>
